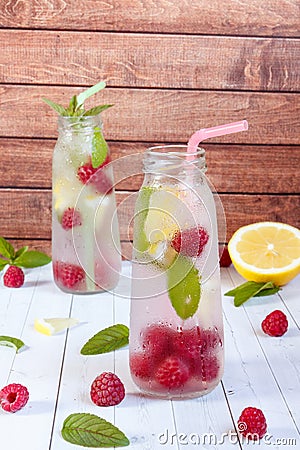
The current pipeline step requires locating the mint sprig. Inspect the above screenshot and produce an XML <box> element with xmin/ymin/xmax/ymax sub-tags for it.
<box><xmin>0</xmin><ymin>237</ymin><xmax>51</xmax><ymax>271</ymax></box>
<box><xmin>80</xmin><ymin>324</ymin><xmax>129</xmax><ymax>355</ymax></box>
<box><xmin>167</xmin><ymin>255</ymin><xmax>201</xmax><ymax>319</ymax></box>
<box><xmin>225</xmin><ymin>280</ymin><xmax>280</xmax><ymax>307</ymax></box>
<box><xmin>42</xmin><ymin>81</ymin><xmax>113</xmax><ymax>118</ymax></box>
<box><xmin>61</xmin><ymin>413</ymin><xmax>130</xmax><ymax>447</ymax></box>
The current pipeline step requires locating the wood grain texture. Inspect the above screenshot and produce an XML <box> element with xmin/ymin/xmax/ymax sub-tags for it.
<box><xmin>0</xmin><ymin>0</ymin><xmax>299</xmax><ymax>37</ymax></box>
<box><xmin>0</xmin><ymin>86</ymin><xmax>299</xmax><ymax>145</ymax></box>
<box><xmin>1</xmin><ymin>138</ymin><xmax>299</xmax><ymax>194</ymax></box>
<box><xmin>1</xmin><ymin>31</ymin><xmax>299</xmax><ymax>92</ymax></box>
<box><xmin>1</xmin><ymin>189</ymin><xmax>299</xmax><ymax>242</ymax></box>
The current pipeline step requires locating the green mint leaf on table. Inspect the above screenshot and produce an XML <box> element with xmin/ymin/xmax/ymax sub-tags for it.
<box><xmin>0</xmin><ymin>258</ymin><xmax>8</xmax><ymax>271</ymax></box>
<box><xmin>133</xmin><ymin>187</ymin><xmax>156</xmax><ymax>253</ymax></box>
<box><xmin>0</xmin><ymin>236</ymin><xmax>15</xmax><ymax>259</ymax></box>
<box><xmin>225</xmin><ymin>281</ymin><xmax>280</xmax><ymax>307</ymax></box>
<box><xmin>14</xmin><ymin>246</ymin><xmax>29</xmax><ymax>259</ymax></box>
<box><xmin>167</xmin><ymin>255</ymin><xmax>201</xmax><ymax>319</ymax></box>
<box><xmin>80</xmin><ymin>324</ymin><xmax>129</xmax><ymax>355</ymax></box>
<box><xmin>0</xmin><ymin>237</ymin><xmax>51</xmax><ymax>271</ymax></box>
<box><xmin>91</xmin><ymin>127</ymin><xmax>108</xmax><ymax>168</ymax></box>
<box><xmin>0</xmin><ymin>336</ymin><xmax>25</xmax><ymax>353</ymax></box>
<box><xmin>13</xmin><ymin>250</ymin><xmax>51</xmax><ymax>268</ymax></box>
<box><xmin>61</xmin><ymin>413</ymin><xmax>130</xmax><ymax>448</ymax></box>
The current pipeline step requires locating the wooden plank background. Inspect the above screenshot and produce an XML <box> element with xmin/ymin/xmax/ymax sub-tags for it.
<box><xmin>0</xmin><ymin>0</ymin><xmax>299</xmax><ymax>258</ymax></box>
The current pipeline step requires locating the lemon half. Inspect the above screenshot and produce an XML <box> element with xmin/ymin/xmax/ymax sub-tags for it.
<box><xmin>228</xmin><ymin>222</ymin><xmax>300</xmax><ymax>285</ymax></box>
<box><xmin>34</xmin><ymin>318</ymin><xmax>79</xmax><ymax>336</ymax></box>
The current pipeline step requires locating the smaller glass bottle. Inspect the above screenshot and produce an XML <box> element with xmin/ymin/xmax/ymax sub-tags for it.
<box><xmin>129</xmin><ymin>145</ymin><xmax>224</xmax><ymax>399</ymax></box>
<box><xmin>52</xmin><ymin>115</ymin><xmax>121</xmax><ymax>294</ymax></box>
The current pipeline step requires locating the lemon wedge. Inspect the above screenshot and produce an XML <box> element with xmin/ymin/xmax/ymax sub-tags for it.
<box><xmin>34</xmin><ymin>318</ymin><xmax>79</xmax><ymax>336</ymax></box>
<box><xmin>228</xmin><ymin>222</ymin><xmax>300</xmax><ymax>285</ymax></box>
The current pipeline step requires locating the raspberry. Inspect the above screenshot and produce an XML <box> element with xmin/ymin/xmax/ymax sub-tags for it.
<box><xmin>219</xmin><ymin>245</ymin><xmax>232</xmax><ymax>267</ymax></box>
<box><xmin>238</xmin><ymin>407</ymin><xmax>267</xmax><ymax>440</ymax></box>
<box><xmin>171</xmin><ymin>226</ymin><xmax>209</xmax><ymax>257</ymax></box>
<box><xmin>261</xmin><ymin>310</ymin><xmax>288</xmax><ymax>337</ymax></box>
<box><xmin>3</xmin><ymin>266</ymin><xmax>25</xmax><ymax>288</ymax></box>
<box><xmin>130</xmin><ymin>352</ymin><xmax>153</xmax><ymax>379</ymax></box>
<box><xmin>90</xmin><ymin>372</ymin><xmax>125</xmax><ymax>407</ymax></box>
<box><xmin>155</xmin><ymin>356</ymin><xmax>190</xmax><ymax>389</ymax></box>
<box><xmin>77</xmin><ymin>157</ymin><xmax>113</xmax><ymax>195</ymax></box>
<box><xmin>53</xmin><ymin>261</ymin><xmax>85</xmax><ymax>289</ymax></box>
<box><xmin>0</xmin><ymin>383</ymin><xmax>29</xmax><ymax>413</ymax></box>
<box><xmin>61</xmin><ymin>207</ymin><xmax>82</xmax><ymax>230</ymax></box>
<box><xmin>141</xmin><ymin>324</ymin><xmax>174</xmax><ymax>362</ymax></box>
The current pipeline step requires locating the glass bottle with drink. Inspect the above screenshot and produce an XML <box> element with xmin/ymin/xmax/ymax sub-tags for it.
<box><xmin>45</xmin><ymin>82</ymin><xmax>122</xmax><ymax>294</ymax></box>
<box><xmin>129</xmin><ymin>121</ymin><xmax>247</xmax><ymax>399</ymax></box>
<box><xmin>129</xmin><ymin>145</ymin><xmax>224</xmax><ymax>398</ymax></box>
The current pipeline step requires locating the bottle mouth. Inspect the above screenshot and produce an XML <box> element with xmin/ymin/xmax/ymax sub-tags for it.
<box><xmin>58</xmin><ymin>115</ymin><xmax>102</xmax><ymax>131</ymax></box>
<box><xmin>144</xmin><ymin>145</ymin><xmax>206</xmax><ymax>174</ymax></box>
<box><xmin>147</xmin><ymin>145</ymin><xmax>205</xmax><ymax>159</ymax></box>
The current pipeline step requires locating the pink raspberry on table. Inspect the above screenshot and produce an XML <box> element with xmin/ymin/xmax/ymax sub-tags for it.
<box><xmin>171</xmin><ymin>226</ymin><xmax>209</xmax><ymax>257</ymax></box>
<box><xmin>238</xmin><ymin>407</ymin><xmax>267</xmax><ymax>440</ymax></box>
<box><xmin>219</xmin><ymin>245</ymin><xmax>232</xmax><ymax>267</ymax></box>
<box><xmin>261</xmin><ymin>310</ymin><xmax>288</xmax><ymax>337</ymax></box>
<box><xmin>3</xmin><ymin>266</ymin><xmax>25</xmax><ymax>288</ymax></box>
<box><xmin>53</xmin><ymin>261</ymin><xmax>85</xmax><ymax>289</ymax></box>
<box><xmin>155</xmin><ymin>355</ymin><xmax>190</xmax><ymax>389</ymax></box>
<box><xmin>61</xmin><ymin>207</ymin><xmax>82</xmax><ymax>230</ymax></box>
<box><xmin>0</xmin><ymin>383</ymin><xmax>29</xmax><ymax>413</ymax></box>
<box><xmin>90</xmin><ymin>372</ymin><xmax>125</xmax><ymax>407</ymax></box>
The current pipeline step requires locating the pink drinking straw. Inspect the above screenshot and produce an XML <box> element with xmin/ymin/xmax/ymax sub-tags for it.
<box><xmin>187</xmin><ymin>120</ymin><xmax>248</xmax><ymax>154</ymax></box>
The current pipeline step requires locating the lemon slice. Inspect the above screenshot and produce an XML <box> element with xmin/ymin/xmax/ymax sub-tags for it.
<box><xmin>228</xmin><ymin>222</ymin><xmax>300</xmax><ymax>285</ymax></box>
<box><xmin>34</xmin><ymin>318</ymin><xmax>79</xmax><ymax>336</ymax></box>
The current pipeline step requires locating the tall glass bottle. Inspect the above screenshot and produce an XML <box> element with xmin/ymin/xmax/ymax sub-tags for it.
<box><xmin>52</xmin><ymin>115</ymin><xmax>121</xmax><ymax>294</ymax></box>
<box><xmin>129</xmin><ymin>145</ymin><xmax>224</xmax><ymax>399</ymax></box>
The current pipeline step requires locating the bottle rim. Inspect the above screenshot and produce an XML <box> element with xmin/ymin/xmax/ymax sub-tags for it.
<box><xmin>146</xmin><ymin>144</ymin><xmax>205</xmax><ymax>159</ymax></box>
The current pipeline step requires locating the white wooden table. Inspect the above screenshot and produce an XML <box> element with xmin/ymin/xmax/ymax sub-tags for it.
<box><xmin>1</xmin><ymin>262</ymin><xmax>299</xmax><ymax>450</ymax></box>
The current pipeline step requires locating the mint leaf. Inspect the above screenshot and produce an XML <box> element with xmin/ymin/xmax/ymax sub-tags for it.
<box><xmin>0</xmin><ymin>336</ymin><xmax>25</xmax><ymax>352</ymax></box>
<box><xmin>0</xmin><ymin>258</ymin><xmax>8</xmax><ymax>271</ymax></box>
<box><xmin>42</xmin><ymin>98</ymin><xmax>67</xmax><ymax>115</ymax></box>
<box><xmin>77</xmin><ymin>81</ymin><xmax>106</xmax><ymax>107</ymax></box>
<box><xmin>167</xmin><ymin>255</ymin><xmax>201</xmax><ymax>319</ymax></box>
<box><xmin>225</xmin><ymin>281</ymin><xmax>280</xmax><ymax>307</ymax></box>
<box><xmin>61</xmin><ymin>413</ymin><xmax>130</xmax><ymax>447</ymax></box>
<box><xmin>91</xmin><ymin>127</ymin><xmax>108</xmax><ymax>168</ymax></box>
<box><xmin>0</xmin><ymin>237</ymin><xmax>15</xmax><ymax>259</ymax></box>
<box><xmin>81</xmin><ymin>324</ymin><xmax>129</xmax><ymax>355</ymax></box>
<box><xmin>13</xmin><ymin>250</ymin><xmax>51</xmax><ymax>268</ymax></box>
<box><xmin>83</xmin><ymin>104</ymin><xmax>113</xmax><ymax>116</ymax></box>
<box><xmin>133</xmin><ymin>187</ymin><xmax>156</xmax><ymax>253</ymax></box>
<box><xmin>14</xmin><ymin>246</ymin><xmax>29</xmax><ymax>259</ymax></box>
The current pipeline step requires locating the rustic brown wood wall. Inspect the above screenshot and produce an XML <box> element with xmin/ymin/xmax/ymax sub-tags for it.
<box><xmin>0</xmin><ymin>0</ymin><xmax>299</xmax><ymax>257</ymax></box>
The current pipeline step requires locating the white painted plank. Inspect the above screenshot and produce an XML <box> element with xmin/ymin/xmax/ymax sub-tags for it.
<box><xmin>229</xmin><ymin>267</ymin><xmax>300</xmax><ymax>435</ymax></box>
<box><xmin>50</xmin><ymin>288</ymin><xmax>116</xmax><ymax>449</ymax></box>
<box><xmin>222</xmin><ymin>268</ymin><xmax>299</xmax><ymax>449</ymax></box>
<box><xmin>0</xmin><ymin>267</ymin><xmax>40</xmax><ymax>388</ymax></box>
<box><xmin>114</xmin><ymin>262</ymin><xmax>179</xmax><ymax>449</ymax></box>
<box><xmin>0</xmin><ymin>264</ymin><xmax>74</xmax><ymax>450</ymax></box>
<box><xmin>277</xmin><ymin>275</ymin><xmax>300</xmax><ymax>327</ymax></box>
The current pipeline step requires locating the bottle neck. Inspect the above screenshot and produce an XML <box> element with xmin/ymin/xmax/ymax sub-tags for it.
<box><xmin>143</xmin><ymin>145</ymin><xmax>207</xmax><ymax>184</ymax></box>
<box><xmin>57</xmin><ymin>115</ymin><xmax>103</xmax><ymax>135</ymax></box>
